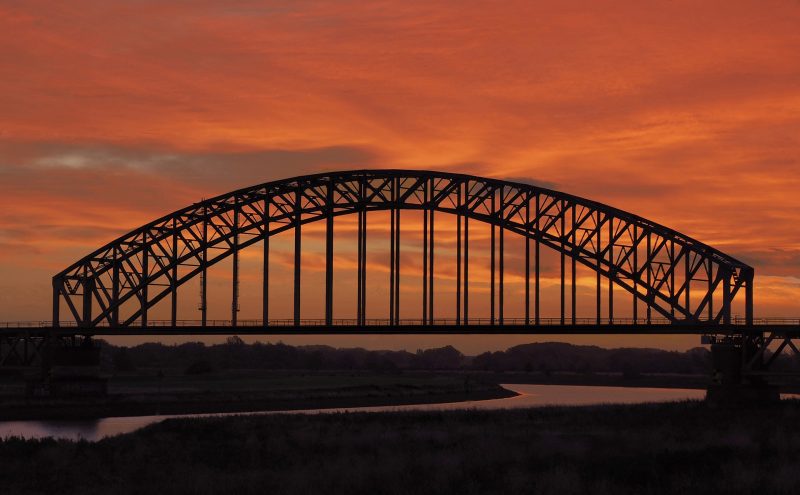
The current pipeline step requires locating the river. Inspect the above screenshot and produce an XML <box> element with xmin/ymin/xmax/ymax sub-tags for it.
<box><xmin>0</xmin><ymin>384</ymin><xmax>745</xmax><ymax>441</ymax></box>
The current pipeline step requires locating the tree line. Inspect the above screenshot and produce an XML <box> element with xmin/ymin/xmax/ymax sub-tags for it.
<box><xmin>100</xmin><ymin>338</ymin><xmax>800</xmax><ymax>376</ymax></box>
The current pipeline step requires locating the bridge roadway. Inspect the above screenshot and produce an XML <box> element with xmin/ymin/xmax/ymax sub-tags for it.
<box><xmin>2</xmin><ymin>318</ymin><xmax>798</xmax><ymax>336</ymax></box>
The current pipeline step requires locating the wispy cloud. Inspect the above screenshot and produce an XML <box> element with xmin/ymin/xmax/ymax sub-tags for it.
<box><xmin>1</xmin><ymin>0</ymin><xmax>799</xmax><ymax>328</ymax></box>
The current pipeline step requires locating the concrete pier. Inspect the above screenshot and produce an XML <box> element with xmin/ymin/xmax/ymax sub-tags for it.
<box><xmin>706</xmin><ymin>342</ymin><xmax>779</xmax><ymax>404</ymax></box>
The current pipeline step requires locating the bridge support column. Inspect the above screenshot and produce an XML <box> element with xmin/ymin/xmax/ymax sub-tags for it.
<box><xmin>232</xmin><ymin>202</ymin><xmax>239</xmax><ymax>327</ymax></box>
<box><xmin>534</xmin><ymin>193</ymin><xmax>540</xmax><ymax>325</ymax></box>
<box><xmin>82</xmin><ymin>277</ymin><xmax>94</xmax><ymax>328</ymax></box>
<box><xmin>326</xmin><ymin>181</ymin><xmax>334</xmax><ymax>327</ymax></box>
<box><xmin>388</xmin><ymin>177</ymin><xmax>401</xmax><ymax>327</ymax></box>
<box><xmin>706</xmin><ymin>338</ymin><xmax>778</xmax><ymax>404</ymax></box>
<box><xmin>201</xmin><ymin>210</ymin><xmax>208</xmax><ymax>327</ymax></box>
<box><xmin>499</xmin><ymin>216</ymin><xmax>504</xmax><ymax>325</ymax></box>
<box><xmin>294</xmin><ymin>187</ymin><xmax>302</xmax><ymax>327</ymax></box>
<box><xmin>464</xmin><ymin>215</ymin><xmax>469</xmax><ymax>325</ymax></box>
<box><xmin>357</xmin><ymin>202</ymin><xmax>367</xmax><ymax>327</ymax></box>
<box><xmin>571</xmin><ymin>204</ymin><xmax>576</xmax><ymax>325</ymax></box>
<box><xmin>490</xmin><ymin>190</ymin><xmax>496</xmax><ymax>325</ymax></box>
<box><xmin>560</xmin><ymin>203</ymin><xmax>565</xmax><ymax>325</ymax></box>
<box><xmin>141</xmin><ymin>231</ymin><xmax>148</xmax><ymax>328</ymax></box>
<box><xmin>52</xmin><ymin>280</ymin><xmax>60</xmax><ymax>329</ymax></box>
<box><xmin>456</xmin><ymin>189</ymin><xmax>461</xmax><ymax>326</ymax></box>
<box><xmin>393</xmin><ymin>201</ymin><xmax>400</xmax><ymax>325</ymax></box>
<box><xmin>268</xmin><ymin>198</ymin><xmax>270</xmax><ymax>327</ymax></box>
<box><xmin>524</xmin><ymin>192</ymin><xmax>530</xmax><ymax>325</ymax></box>
<box><xmin>422</xmin><ymin>188</ymin><xmax>428</xmax><ymax>325</ymax></box>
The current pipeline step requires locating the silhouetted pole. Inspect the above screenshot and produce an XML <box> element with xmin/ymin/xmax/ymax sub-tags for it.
<box><xmin>393</xmin><ymin>184</ymin><xmax>401</xmax><ymax>325</ymax></box>
<box><xmin>707</xmin><ymin>258</ymin><xmax>713</xmax><ymax>322</ymax></box>
<box><xmin>560</xmin><ymin>201</ymin><xmax>565</xmax><ymax>325</ymax></box>
<box><xmin>534</xmin><ymin>193</ymin><xmax>540</xmax><ymax>325</ymax></box>
<box><xmin>171</xmin><ymin>218</ymin><xmax>178</xmax><ymax>327</ymax></box>
<box><xmin>52</xmin><ymin>280</ymin><xmax>60</xmax><ymax>327</ymax></box>
<box><xmin>201</xmin><ymin>208</ymin><xmax>208</xmax><ymax>327</ymax></box>
<box><xmin>633</xmin><ymin>224</ymin><xmax>638</xmax><ymax>322</ymax></box>
<box><xmin>142</xmin><ymin>231</ymin><xmax>148</xmax><ymax>328</ymax></box>
<box><xmin>647</xmin><ymin>233</ymin><xmax>653</xmax><ymax>323</ymax></box>
<box><xmin>111</xmin><ymin>248</ymin><xmax>120</xmax><ymax>327</ymax></box>
<box><xmin>490</xmin><ymin>189</ymin><xmax>496</xmax><ymax>325</ymax></box>
<box><xmin>745</xmin><ymin>272</ymin><xmax>753</xmax><ymax>326</ymax></box>
<box><xmin>499</xmin><ymin>203</ymin><xmax>504</xmax><ymax>326</ymax></box>
<box><xmin>294</xmin><ymin>187</ymin><xmax>301</xmax><ymax>326</ymax></box>
<box><xmin>357</xmin><ymin>207</ymin><xmax>363</xmax><ymax>325</ymax></box>
<box><xmin>82</xmin><ymin>266</ymin><xmax>92</xmax><ymax>327</ymax></box>
<box><xmin>357</xmin><ymin>211</ymin><xmax>364</xmax><ymax>326</ymax></box>
<box><xmin>356</xmin><ymin>178</ymin><xmax>367</xmax><ymax>326</ymax></box>
<box><xmin>456</xmin><ymin>186</ymin><xmax>461</xmax><ymax>325</ymax></box>
<box><xmin>232</xmin><ymin>201</ymin><xmax>239</xmax><ymax>327</ymax></box>
<box><xmin>360</xmin><ymin>203</ymin><xmax>367</xmax><ymax>325</ymax></box>
<box><xmin>525</xmin><ymin>192</ymin><xmax>530</xmax><ymax>325</ymax></box>
<box><xmin>325</xmin><ymin>181</ymin><xmax>334</xmax><ymax>326</ymax></box>
<box><xmin>428</xmin><ymin>182</ymin><xmax>435</xmax><ymax>325</ymax></box>
<box><xmin>389</xmin><ymin>189</ymin><xmax>396</xmax><ymax>325</ymax></box>
<box><xmin>49</xmin><ymin>280</ymin><xmax>59</xmax><ymax>379</ymax></box>
<box><xmin>268</xmin><ymin>197</ymin><xmax>270</xmax><ymax>327</ymax></box>
<box><xmin>596</xmin><ymin>214</ymin><xmax>602</xmax><ymax>325</ymax></box>
<box><xmin>464</xmin><ymin>214</ymin><xmax>469</xmax><ymax>325</ymax></box>
<box><xmin>723</xmin><ymin>271</ymin><xmax>732</xmax><ymax>325</ymax></box>
<box><xmin>608</xmin><ymin>217</ymin><xmax>614</xmax><ymax>323</ymax></box>
<box><xmin>571</xmin><ymin>203</ymin><xmax>576</xmax><ymax>325</ymax></box>
<box><xmin>423</xmin><ymin>183</ymin><xmax>428</xmax><ymax>325</ymax></box>
<box><xmin>684</xmin><ymin>247</ymin><xmax>690</xmax><ymax>318</ymax></box>
<box><xmin>669</xmin><ymin>241</ymin><xmax>675</xmax><ymax>320</ymax></box>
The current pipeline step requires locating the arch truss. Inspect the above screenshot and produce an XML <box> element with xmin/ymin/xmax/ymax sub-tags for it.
<box><xmin>52</xmin><ymin>170</ymin><xmax>753</xmax><ymax>332</ymax></box>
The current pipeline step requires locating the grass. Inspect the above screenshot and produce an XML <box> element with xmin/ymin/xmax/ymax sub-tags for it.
<box><xmin>2</xmin><ymin>400</ymin><xmax>800</xmax><ymax>494</ymax></box>
<box><xmin>106</xmin><ymin>369</ymin><xmax>473</xmax><ymax>393</ymax></box>
<box><xmin>0</xmin><ymin>371</ymin><xmax>510</xmax><ymax>420</ymax></box>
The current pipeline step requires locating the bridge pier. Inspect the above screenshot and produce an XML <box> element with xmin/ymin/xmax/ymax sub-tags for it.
<box><xmin>26</xmin><ymin>335</ymin><xmax>107</xmax><ymax>397</ymax></box>
<box><xmin>706</xmin><ymin>339</ymin><xmax>779</xmax><ymax>404</ymax></box>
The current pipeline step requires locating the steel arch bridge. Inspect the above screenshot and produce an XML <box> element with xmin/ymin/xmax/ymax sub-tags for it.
<box><xmin>4</xmin><ymin>169</ymin><xmax>800</xmax><ymax>378</ymax></box>
<box><xmin>52</xmin><ymin>169</ymin><xmax>753</xmax><ymax>329</ymax></box>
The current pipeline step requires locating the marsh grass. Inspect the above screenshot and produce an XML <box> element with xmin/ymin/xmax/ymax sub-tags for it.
<box><xmin>3</xmin><ymin>400</ymin><xmax>800</xmax><ymax>494</ymax></box>
<box><xmin>0</xmin><ymin>372</ymin><xmax>509</xmax><ymax>420</ymax></box>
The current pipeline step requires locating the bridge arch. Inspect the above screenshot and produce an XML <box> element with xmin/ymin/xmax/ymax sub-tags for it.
<box><xmin>53</xmin><ymin>170</ymin><xmax>753</xmax><ymax>330</ymax></box>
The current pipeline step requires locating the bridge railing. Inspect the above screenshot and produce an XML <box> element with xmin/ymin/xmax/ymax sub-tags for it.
<box><xmin>2</xmin><ymin>317</ymin><xmax>799</xmax><ymax>329</ymax></box>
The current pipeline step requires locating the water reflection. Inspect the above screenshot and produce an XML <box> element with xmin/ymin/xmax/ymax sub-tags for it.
<box><xmin>0</xmin><ymin>384</ymin><xmax>787</xmax><ymax>442</ymax></box>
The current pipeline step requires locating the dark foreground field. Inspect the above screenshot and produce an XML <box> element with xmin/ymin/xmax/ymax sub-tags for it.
<box><xmin>3</xmin><ymin>400</ymin><xmax>800</xmax><ymax>494</ymax></box>
<box><xmin>0</xmin><ymin>371</ymin><xmax>511</xmax><ymax>420</ymax></box>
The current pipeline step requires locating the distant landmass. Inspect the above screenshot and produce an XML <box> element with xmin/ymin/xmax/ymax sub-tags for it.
<box><xmin>103</xmin><ymin>339</ymin><xmax>800</xmax><ymax>376</ymax></box>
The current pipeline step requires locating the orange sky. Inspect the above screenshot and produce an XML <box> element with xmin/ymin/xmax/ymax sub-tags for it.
<box><xmin>1</xmin><ymin>0</ymin><xmax>799</xmax><ymax>353</ymax></box>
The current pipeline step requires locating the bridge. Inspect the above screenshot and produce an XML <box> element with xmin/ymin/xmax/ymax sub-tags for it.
<box><xmin>1</xmin><ymin>170</ymin><xmax>798</xmax><ymax>392</ymax></box>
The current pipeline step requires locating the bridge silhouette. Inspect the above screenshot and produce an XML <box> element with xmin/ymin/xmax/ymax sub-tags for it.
<box><xmin>1</xmin><ymin>170</ymin><xmax>798</xmax><ymax>384</ymax></box>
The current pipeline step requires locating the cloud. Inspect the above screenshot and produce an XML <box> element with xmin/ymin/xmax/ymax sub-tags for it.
<box><xmin>1</xmin><ymin>0</ymin><xmax>799</xmax><ymax>333</ymax></box>
<box><xmin>0</xmin><ymin>141</ymin><xmax>379</xmax><ymax>268</ymax></box>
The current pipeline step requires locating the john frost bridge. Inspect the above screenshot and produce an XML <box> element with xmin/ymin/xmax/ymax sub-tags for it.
<box><xmin>2</xmin><ymin>170</ymin><xmax>798</xmax><ymax>399</ymax></box>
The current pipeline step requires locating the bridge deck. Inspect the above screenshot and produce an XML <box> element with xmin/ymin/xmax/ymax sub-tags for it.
<box><xmin>2</xmin><ymin>318</ymin><xmax>799</xmax><ymax>336</ymax></box>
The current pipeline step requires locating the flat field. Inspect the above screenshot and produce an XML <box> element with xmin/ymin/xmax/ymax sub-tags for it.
<box><xmin>2</xmin><ymin>400</ymin><xmax>800</xmax><ymax>494</ymax></box>
<box><xmin>0</xmin><ymin>370</ymin><xmax>511</xmax><ymax>420</ymax></box>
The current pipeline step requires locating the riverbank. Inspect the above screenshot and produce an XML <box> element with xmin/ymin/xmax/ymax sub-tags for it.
<box><xmin>0</xmin><ymin>371</ymin><xmax>514</xmax><ymax>421</ymax></box>
<box><xmin>2</xmin><ymin>399</ymin><xmax>799</xmax><ymax>494</ymax></box>
<box><xmin>481</xmin><ymin>370</ymin><xmax>711</xmax><ymax>389</ymax></box>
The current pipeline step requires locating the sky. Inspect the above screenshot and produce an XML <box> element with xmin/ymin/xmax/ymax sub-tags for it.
<box><xmin>1</xmin><ymin>0</ymin><xmax>799</xmax><ymax>354</ymax></box>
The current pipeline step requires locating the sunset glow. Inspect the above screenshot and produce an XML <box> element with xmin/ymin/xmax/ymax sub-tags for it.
<box><xmin>1</xmin><ymin>1</ymin><xmax>799</xmax><ymax>352</ymax></box>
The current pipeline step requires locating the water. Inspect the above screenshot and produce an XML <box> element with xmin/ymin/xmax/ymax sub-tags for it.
<box><xmin>0</xmin><ymin>384</ymin><xmax>716</xmax><ymax>441</ymax></box>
